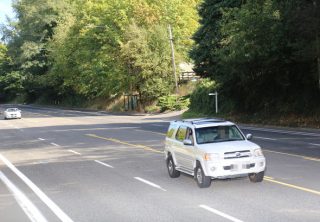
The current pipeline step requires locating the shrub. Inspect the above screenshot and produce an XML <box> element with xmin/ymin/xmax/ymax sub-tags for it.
<box><xmin>158</xmin><ymin>95</ymin><xmax>190</xmax><ymax>112</ymax></box>
<box><xmin>144</xmin><ymin>105</ymin><xmax>161</xmax><ymax>113</ymax></box>
<box><xmin>189</xmin><ymin>79</ymin><xmax>218</xmax><ymax>114</ymax></box>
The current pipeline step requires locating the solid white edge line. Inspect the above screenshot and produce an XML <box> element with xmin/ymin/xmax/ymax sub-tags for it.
<box><xmin>0</xmin><ymin>154</ymin><xmax>74</xmax><ymax>222</ymax></box>
<box><xmin>309</xmin><ymin>143</ymin><xmax>320</xmax><ymax>147</ymax></box>
<box><xmin>254</xmin><ymin>136</ymin><xmax>276</xmax><ymax>141</ymax></box>
<box><xmin>134</xmin><ymin>177</ymin><xmax>166</xmax><ymax>191</ymax></box>
<box><xmin>94</xmin><ymin>160</ymin><xmax>114</xmax><ymax>168</ymax></box>
<box><xmin>199</xmin><ymin>205</ymin><xmax>243</xmax><ymax>222</ymax></box>
<box><xmin>67</xmin><ymin>150</ymin><xmax>81</xmax><ymax>155</ymax></box>
<box><xmin>241</xmin><ymin>126</ymin><xmax>319</xmax><ymax>137</ymax></box>
<box><xmin>0</xmin><ymin>171</ymin><xmax>48</xmax><ymax>222</ymax></box>
<box><xmin>50</xmin><ymin>143</ymin><xmax>60</xmax><ymax>147</ymax></box>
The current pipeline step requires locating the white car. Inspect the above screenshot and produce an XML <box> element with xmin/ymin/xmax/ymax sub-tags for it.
<box><xmin>4</xmin><ymin>108</ymin><xmax>22</xmax><ymax>119</ymax></box>
<box><xmin>164</xmin><ymin>118</ymin><xmax>266</xmax><ymax>188</ymax></box>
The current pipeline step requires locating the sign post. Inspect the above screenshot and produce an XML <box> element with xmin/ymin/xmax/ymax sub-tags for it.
<box><xmin>208</xmin><ymin>92</ymin><xmax>218</xmax><ymax>114</ymax></box>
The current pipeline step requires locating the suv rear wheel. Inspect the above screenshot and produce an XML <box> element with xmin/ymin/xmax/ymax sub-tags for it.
<box><xmin>248</xmin><ymin>171</ymin><xmax>264</xmax><ymax>182</ymax></box>
<box><xmin>195</xmin><ymin>165</ymin><xmax>211</xmax><ymax>188</ymax></box>
<box><xmin>167</xmin><ymin>156</ymin><xmax>180</xmax><ymax>178</ymax></box>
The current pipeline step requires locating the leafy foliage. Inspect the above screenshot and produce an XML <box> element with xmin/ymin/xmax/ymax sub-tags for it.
<box><xmin>121</xmin><ymin>23</ymin><xmax>173</xmax><ymax>104</ymax></box>
<box><xmin>191</xmin><ymin>0</ymin><xmax>320</xmax><ymax>114</ymax></box>
<box><xmin>189</xmin><ymin>79</ymin><xmax>218</xmax><ymax>114</ymax></box>
<box><xmin>1</xmin><ymin>0</ymin><xmax>200</xmax><ymax>107</ymax></box>
<box><xmin>158</xmin><ymin>95</ymin><xmax>190</xmax><ymax>112</ymax></box>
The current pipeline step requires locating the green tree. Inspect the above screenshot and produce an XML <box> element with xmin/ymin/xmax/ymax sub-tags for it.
<box><xmin>0</xmin><ymin>43</ymin><xmax>24</xmax><ymax>100</ymax></box>
<box><xmin>191</xmin><ymin>0</ymin><xmax>320</xmax><ymax>114</ymax></box>
<box><xmin>49</xmin><ymin>0</ymin><xmax>200</xmax><ymax>102</ymax></box>
<box><xmin>2</xmin><ymin>0</ymin><xmax>72</xmax><ymax>102</ymax></box>
<box><xmin>190</xmin><ymin>0</ymin><xmax>242</xmax><ymax>77</ymax></box>
<box><xmin>120</xmin><ymin>23</ymin><xmax>173</xmax><ymax>106</ymax></box>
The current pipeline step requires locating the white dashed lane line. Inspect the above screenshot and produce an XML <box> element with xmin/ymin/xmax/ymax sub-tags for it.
<box><xmin>134</xmin><ymin>177</ymin><xmax>166</xmax><ymax>191</ymax></box>
<box><xmin>254</xmin><ymin>136</ymin><xmax>277</xmax><ymax>141</ymax></box>
<box><xmin>38</xmin><ymin>138</ymin><xmax>45</xmax><ymax>141</ymax></box>
<box><xmin>199</xmin><ymin>205</ymin><xmax>244</xmax><ymax>222</ymax></box>
<box><xmin>151</xmin><ymin>124</ymin><xmax>166</xmax><ymax>127</ymax></box>
<box><xmin>50</xmin><ymin>143</ymin><xmax>60</xmax><ymax>147</ymax></box>
<box><xmin>67</xmin><ymin>150</ymin><xmax>81</xmax><ymax>155</ymax></box>
<box><xmin>94</xmin><ymin>160</ymin><xmax>114</xmax><ymax>168</ymax></box>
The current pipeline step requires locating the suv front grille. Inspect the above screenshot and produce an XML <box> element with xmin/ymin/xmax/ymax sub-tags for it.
<box><xmin>224</xmin><ymin>150</ymin><xmax>251</xmax><ymax>159</ymax></box>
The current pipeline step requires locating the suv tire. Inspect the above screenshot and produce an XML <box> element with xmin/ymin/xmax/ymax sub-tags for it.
<box><xmin>248</xmin><ymin>171</ymin><xmax>264</xmax><ymax>183</ymax></box>
<box><xmin>195</xmin><ymin>165</ymin><xmax>211</xmax><ymax>188</ymax></box>
<box><xmin>167</xmin><ymin>156</ymin><xmax>180</xmax><ymax>178</ymax></box>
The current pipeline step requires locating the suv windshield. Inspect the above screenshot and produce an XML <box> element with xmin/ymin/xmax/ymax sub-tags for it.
<box><xmin>7</xmin><ymin>108</ymin><xmax>18</xmax><ymax>112</ymax></box>
<box><xmin>195</xmin><ymin>125</ymin><xmax>244</xmax><ymax>144</ymax></box>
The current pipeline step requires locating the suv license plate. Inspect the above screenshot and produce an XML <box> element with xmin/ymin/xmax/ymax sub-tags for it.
<box><xmin>231</xmin><ymin>164</ymin><xmax>238</xmax><ymax>171</ymax></box>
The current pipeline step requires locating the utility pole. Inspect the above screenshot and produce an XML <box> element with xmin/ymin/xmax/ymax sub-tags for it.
<box><xmin>168</xmin><ymin>25</ymin><xmax>179</xmax><ymax>95</ymax></box>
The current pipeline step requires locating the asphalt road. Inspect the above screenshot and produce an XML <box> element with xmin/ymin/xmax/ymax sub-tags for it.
<box><xmin>0</xmin><ymin>104</ymin><xmax>319</xmax><ymax>222</ymax></box>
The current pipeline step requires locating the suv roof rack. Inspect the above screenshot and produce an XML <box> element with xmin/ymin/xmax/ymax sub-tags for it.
<box><xmin>181</xmin><ymin>118</ymin><xmax>226</xmax><ymax>125</ymax></box>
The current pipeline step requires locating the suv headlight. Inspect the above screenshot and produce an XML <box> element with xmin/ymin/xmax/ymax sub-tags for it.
<box><xmin>204</xmin><ymin>153</ymin><xmax>219</xmax><ymax>161</ymax></box>
<box><xmin>253</xmin><ymin>148</ymin><xmax>263</xmax><ymax>157</ymax></box>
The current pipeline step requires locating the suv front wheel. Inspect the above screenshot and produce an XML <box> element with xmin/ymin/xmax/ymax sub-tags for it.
<box><xmin>195</xmin><ymin>165</ymin><xmax>211</xmax><ymax>188</ymax></box>
<box><xmin>167</xmin><ymin>156</ymin><xmax>180</xmax><ymax>178</ymax></box>
<box><xmin>248</xmin><ymin>171</ymin><xmax>264</xmax><ymax>182</ymax></box>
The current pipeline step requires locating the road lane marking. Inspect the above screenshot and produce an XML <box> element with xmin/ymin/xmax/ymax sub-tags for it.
<box><xmin>53</xmin><ymin>127</ymin><xmax>139</xmax><ymax>132</ymax></box>
<box><xmin>151</xmin><ymin>124</ymin><xmax>165</xmax><ymax>127</ymax></box>
<box><xmin>309</xmin><ymin>143</ymin><xmax>320</xmax><ymax>147</ymax></box>
<box><xmin>264</xmin><ymin>149</ymin><xmax>320</xmax><ymax>162</ymax></box>
<box><xmin>67</xmin><ymin>150</ymin><xmax>81</xmax><ymax>155</ymax></box>
<box><xmin>14</xmin><ymin>126</ymin><xmax>24</xmax><ymax>132</ymax></box>
<box><xmin>241</xmin><ymin>126</ymin><xmax>320</xmax><ymax>137</ymax></box>
<box><xmin>264</xmin><ymin>176</ymin><xmax>274</xmax><ymax>180</ymax></box>
<box><xmin>0</xmin><ymin>171</ymin><xmax>48</xmax><ymax>222</ymax></box>
<box><xmin>86</xmin><ymin>134</ymin><xmax>163</xmax><ymax>154</ymax></box>
<box><xmin>0</xmin><ymin>154</ymin><xmax>74</xmax><ymax>222</ymax></box>
<box><xmin>199</xmin><ymin>205</ymin><xmax>243</xmax><ymax>222</ymax></box>
<box><xmin>264</xmin><ymin>177</ymin><xmax>320</xmax><ymax>196</ymax></box>
<box><xmin>134</xmin><ymin>129</ymin><xmax>166</xmax><ymax>136</ymax></box>
<box><xmin>94</xmin><ymin>160</ymin><xmax>114</xmax><ymax>168</ymax></box>
<box><xmin>254</xmin><ymin>136</ymin><xmax>277</xmax><ymax>141</ymax></box>
<box><xmin>134</xmin><ymin>177</ymin><xmax>166</xmax><ymax>191</ymax></box>
<box><xmin>38</xmin><ymin>138</ymin><xmax>45</xmax><ymax>141</ymax></box>
<box><xmin>50</xmin><ymin>143</ymin><xmax>60</xmax><ymax>147</ymax></box>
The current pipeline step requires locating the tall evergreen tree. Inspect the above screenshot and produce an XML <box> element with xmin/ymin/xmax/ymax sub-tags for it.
<box><xmin>190</xmin><ymin>0</ymin><xmax>242</xmax><ymax>78</ymax></box>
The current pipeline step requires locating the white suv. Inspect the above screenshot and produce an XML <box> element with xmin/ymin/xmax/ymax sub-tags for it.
<box><xmin>164</xmin><ymin>118</ymin><xmax>266</xmax><ymax>188</ymax></box>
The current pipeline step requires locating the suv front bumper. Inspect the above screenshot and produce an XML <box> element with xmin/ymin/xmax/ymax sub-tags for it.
<box><xmin>204</xmin><ymin>156</ymin><xmax>266</xmax><ymax>178</ymax></box>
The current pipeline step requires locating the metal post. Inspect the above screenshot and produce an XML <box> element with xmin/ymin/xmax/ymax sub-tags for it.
<box><xmin>209</xmin><ymin>92</ymin><xmax>218</xmax><ymax>114</ymax></box>
<box><xmin>215</xmin><ymin>91</ymin><xmax>218</xmax><ymax>114</ymax></box>
<box><xmin>168</xmin><ymin>24</ymin><xmax>179</xmax><ymax>95</ymax></box>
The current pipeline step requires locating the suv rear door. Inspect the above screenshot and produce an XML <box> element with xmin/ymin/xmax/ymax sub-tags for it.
<box><xmin>173</xmin><ymin>126</ymin><xmax>195</xmax><ymax>171</ymax></box>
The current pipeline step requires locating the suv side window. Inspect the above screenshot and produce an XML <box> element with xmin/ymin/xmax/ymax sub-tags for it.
<box><xmin>186</xmin><ymin>127</ymin><xmax>194</xmax><ymax>144</ymax></box>
<box><xmin>167</xmin><ymin>124</ymin><xmax>178</xmax><ymax>138</ymax></box>
<box><xmin>175</xmin><ymin>126</ymin><xmax>187</xmax><ymax>142</ymax></box>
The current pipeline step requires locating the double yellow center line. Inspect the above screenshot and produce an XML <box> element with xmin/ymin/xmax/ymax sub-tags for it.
<box><xmin>264</xmin><ymin>176</ymin><xmax>320</xmax><ymax>196</ymax></box>
<box><xmin>85</xmin><ymin>134</ymin><xmax>163</xmax><ymax>154</ymax></box>
<box><xmin>264</xmin><ymin>149</ymin><xmax>320</xmax><ymax>162</ymax></box>
<box><xmin>86</xmin><ymin>133</ymin><xmax>320</xmax><ymax>196</ymax></box>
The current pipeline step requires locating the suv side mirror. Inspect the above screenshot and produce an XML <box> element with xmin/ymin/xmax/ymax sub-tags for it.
<box><xmin>246</xmin><ymin>134</ymin><xmax>253</xmax><ymax>140</ymax></box>
<box><xmin>183</xmin><ymin>139</ymin><xmax>193</xmax><ymax>146</ymax></box>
